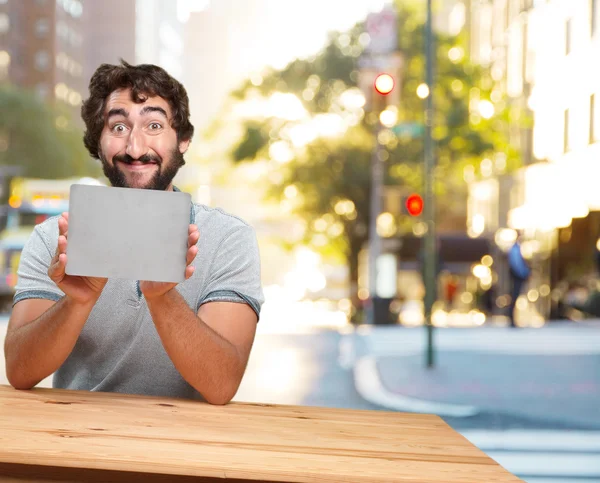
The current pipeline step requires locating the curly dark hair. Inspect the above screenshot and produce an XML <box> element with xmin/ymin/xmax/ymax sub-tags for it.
<box><xmin>81</xmin><ymin>60</ymin><xmax>195</xmax><ymax>159</ymax></box>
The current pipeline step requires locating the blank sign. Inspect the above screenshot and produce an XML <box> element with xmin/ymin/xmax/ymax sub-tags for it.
<box><xmin>65</xmin><ymin>184</ymin><xmax>191</xmax><ymax>283</ymax></box>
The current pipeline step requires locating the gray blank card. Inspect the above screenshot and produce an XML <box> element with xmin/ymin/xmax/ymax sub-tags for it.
<box><xmin>66</xmin><ymin>184</ymin><xmax>191</xmax><ymax>283</ymax></box>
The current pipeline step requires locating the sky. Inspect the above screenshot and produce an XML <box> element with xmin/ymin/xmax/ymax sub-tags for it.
<box><xmin>181</xmin><ymin>0</ymin><xmax>392</xmax><ymax>70</ymax></box>
<box><xmin>180</xmin><ymin>0</ymin><xmax>393</xmax><ymax>130</ymax></box>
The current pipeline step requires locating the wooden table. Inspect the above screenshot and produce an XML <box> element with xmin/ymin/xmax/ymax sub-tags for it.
<box><xmin>0</xmin><ymin>385</ymin><xmax>521</xmax><ymax>482</ymax></box>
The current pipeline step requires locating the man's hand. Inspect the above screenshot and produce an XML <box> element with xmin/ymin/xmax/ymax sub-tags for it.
<box><xmin>48</xmin><ymin>212</ymin><xmax>108</xmax><ymax>304</ymax></box>
<box><xmin>140</xmin><ymin>224</ymin><xmax>199</xmax><ymax>300</ymax></box>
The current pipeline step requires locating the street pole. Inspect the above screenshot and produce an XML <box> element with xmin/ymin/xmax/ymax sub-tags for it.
<box><xmin>368</xmin><ymin>124</ymin><xmax>383</xmax><ymax>325</ymax></box>
<box><xmin>424</xmin><ymin>0</ymin><xmax>436</xmax><ymax>368</ymax></box>
<box><xmin>362</xmin><ymin>4</ymin><xmax>398</xmax><ymax>326</ymax></box>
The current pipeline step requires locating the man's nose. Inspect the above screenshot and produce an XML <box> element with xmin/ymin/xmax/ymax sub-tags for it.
<box><xmin>125</xmin><ymin>127</ymin><xmax>148</xmax><ymax>159</ymax></box>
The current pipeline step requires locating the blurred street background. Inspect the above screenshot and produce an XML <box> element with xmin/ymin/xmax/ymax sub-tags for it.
<box><xmin>1</xmin><ymin>0</ymin><xmax>600</xmax><ymax>481</ymax></box>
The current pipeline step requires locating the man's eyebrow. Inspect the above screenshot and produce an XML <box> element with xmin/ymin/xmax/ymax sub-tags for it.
<box><xmin>106</xmin><ymin>108</ymin><xmax>128</xmax><ymax>119</ymax></box>
<box><xmin>140</xmin><ymin>105</ymin><xmax>168</xmax><ymax>119</ymax></box>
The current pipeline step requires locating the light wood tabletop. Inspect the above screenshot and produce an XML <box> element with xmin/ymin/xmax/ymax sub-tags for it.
<box><xmin>0</xmin><ymin>384</ymin><xmax>522</xmax><ymax>482</ymax></box>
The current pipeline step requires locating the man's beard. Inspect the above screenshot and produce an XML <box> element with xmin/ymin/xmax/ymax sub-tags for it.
<box><xmin>100</xmin><ymin>148</ymin><xmax>185</xmax><ymax>191</ymax></box>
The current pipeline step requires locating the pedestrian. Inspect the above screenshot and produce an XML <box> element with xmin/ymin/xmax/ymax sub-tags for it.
<box><xmin>444</xmin><ymin>274</ymin><xmax>458</xmax><ymax>309</ymax></box>
<box><xmin>5</xmin><ymin>61</ymin><xmax>264</xmax><ymax>405</ymax></box>
<box><xmin>507</xmin><ymin>233</ymin><xmax>530</xmax><ymax>327</ymax></box>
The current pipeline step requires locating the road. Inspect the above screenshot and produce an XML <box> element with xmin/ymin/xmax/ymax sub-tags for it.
<box><xmin>1</xmin><ymin>308</ymin><xmax>599</xmax><ymax>482</ymax></box>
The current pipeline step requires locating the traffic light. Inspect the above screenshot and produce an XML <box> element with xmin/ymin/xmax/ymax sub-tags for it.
<box><xmin>366</xmin><ymin>72</ymin><xmax>396</xmax><ymax>115</ymax></box>
<box><xmin>374</xmin><ymin>73</ymin><xmax>395</xmax><ymax>96</ymax></box>
<box><xmin>406</xmin><ymin>193</ymin><xmax>424</xmax><ymax>216</ymax></box>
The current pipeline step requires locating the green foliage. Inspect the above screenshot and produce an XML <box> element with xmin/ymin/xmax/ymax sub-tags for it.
<box><xmin>226</xmin><ymin>2</ymin><xmax>523</xmax><ymax>286</ymax></box>
<box><xmin>0</xmin><ymin>85</ymin><xmax>100</xmax><ymax>179</ymax></box>
<box><xmin>232</xmin><ymin>122</ymin><xmax>270</xmax><ymax>162</ymax></box>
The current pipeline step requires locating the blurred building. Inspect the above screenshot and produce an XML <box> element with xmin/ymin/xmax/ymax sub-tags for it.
<box><xmin>0</xmin><ymin>0</ymin><xmax>85</xmax><ymax>120</ymax></box>
<box><xmin>83</xmin><ymin>0</ymin><xmax>136</xmax><ymax>90</ymax></box>
<box><xmin>183</xmin><ymin>8</ymin><xmax>229</xmax><ymax>132</ymax></box>
<box><xmin>135</xmin><ymin>0</ymin><xmax>184</xmax><ymax>80</ymax></box>
<box><xmin>467</xmin><ymin>0</ymin><xmax>600</xmax><ymax>321</ymax></box>
<box><xmin>183</xmin><ymin>0</ymin><xmax>267</xmax><ymax>132</ymax></box>
<box><xmin>435</xmin><ymin>0</ymin><xmax>468</xmax><ymax>36</ymax></box>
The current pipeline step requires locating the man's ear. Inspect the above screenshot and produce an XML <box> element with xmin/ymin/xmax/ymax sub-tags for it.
<box><xmin>179</xmin><ymin>138</ymin><xmax>191</xmax><ymax>154</ymax></box>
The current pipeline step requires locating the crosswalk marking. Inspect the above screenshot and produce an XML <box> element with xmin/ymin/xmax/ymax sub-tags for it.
<box><xmin>487</xmin><ymin>451</ymin><xmax>600</xmax><ymax>479</ymax></box>
<box><xmin>461</xmin><ymin>430</ymin><xmax>600</xmax><ymax>452</ymax></box>
<box><xmin>522</xmin><ymin>479</ymin><xmax>600</xmax><ymax>483</ymax></box>
<box><xmin>347</xmin><ymin>326</ymin><xmax>600</xmax><ymax>481</ymax></box>
<box><xmin>458</xmin><ymin>431</ymin><xmax>600</xmax><ymax>481</ymax></box>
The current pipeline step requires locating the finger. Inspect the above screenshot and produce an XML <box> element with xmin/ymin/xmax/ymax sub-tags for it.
<box><xmin>58</xmin><ymin>235</ymin><xmax>67</xmax><ymax>256</ymax></box>
<box><xmin>58</xmin><ymin>215</ymin><xmax>69</xmax><ymax>238</ymax></box>
<box><xmin>48</xmin><ymin>253</ymin><xmax>67</xmax><ymax>283</ymax></box>
<box><xmin>54</xmin><ymin>230</ymin><xmax>67</xmax><ymax>259</ymax></box>
<box><xmin>186</xmin><ymin>245</ymin><xmax>198</xmax><ymax>265</ymax></box>
<box><xmin>188</xmin><ymin>230</ymin><xmax>200</xmax><ymax>248</ymax></box>
<box><xmin>185</xmin><ymin>265</ymin><xmax>195</xmax><ymax>280</ymax></box>
<box><xmin>188</xmin><ymin>224</ymin><xmax>197</xmax><ymax>234</ymax></box>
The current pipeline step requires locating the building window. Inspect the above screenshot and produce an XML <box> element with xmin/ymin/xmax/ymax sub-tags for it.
<box><xmin>0</xmin><ymin>50</ymin><xmax>9</xmax><ymax>80</ymax></box>
<box><xmin>592</xmin><ymin>94</ymin><xmax>598</xmax><ymax>143</ymax></box>
<box><xmin>71</xmin><ymin>1</ymin><xmax>83</xmax><ymax>18</ymax></box>
<box><xmin>69</xmin><ymin>31</ymin><xmax>82</xmax><ymax>48</ymax></box>
<box><xmin>57</xmin><ymin>21</ymin><xmax>68</xmax><ymax>40</ymax></box>
<box><xmin>59</xmin><ymin>0</ymin><xmax>83</xmax><ymax>18</ymax></box>
<box><xmin>564</xmin><ymin>108</ymin><xmax>570</xmax><ymax>153</ymax></box>
<box><xmin>35</xmin><ymin>18</ymin><xmax>50</xmax><ymax>38</ymax></box>
<box><xmin>0</xmin><ymin>50</ymin><xmax>9</xmax><ymax>65</ymax></box>
<box><xmin>54</xmin><ymin>82</ymin><xmax>68</xmax><ymax>100</ymax></box>
<box><xmin>34</xmin><ymin>50</ymin><xmax>50</xmax><ymax>71</ymax></box>
<box><xmin>69</xmin><ymin>62</ymin><xmax>82</xmax><ymax>77</ymax></box>
<box><xmin>566</xmin><ymin>18</ymin><xmax>573</xmax><ymax>56</ymax></box>
<box><xmin>67</xmin><ymin>90</ymin><xmax>82</xmax><ymax>106</ymax></box>
<box><xmin>56</xmin><ymin>52</ymin><xmax>67</xmax><ymax>70</ymax></box>
<box><xmin>592</xmin><ymin>0</ymin><xmax>598</xmax><ymax>37</ymax></box>
<box><xmin>0</xmin><ymin>13</ymin><xmax>9</xmax><ymax>34</ymax></box>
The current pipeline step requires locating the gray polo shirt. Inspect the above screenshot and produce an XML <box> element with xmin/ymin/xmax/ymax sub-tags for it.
<box><xmin>13</xmin><ymin>196</ymin><xmax>264</xmax><ymax>400</ymax></box>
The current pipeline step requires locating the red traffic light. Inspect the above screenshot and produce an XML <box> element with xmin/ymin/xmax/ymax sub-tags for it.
<box><xmin>374</xmin><ymin>73</ymin><xmax>395</xmax><ymax>95</ymax></box>
<box><xmin>406</xmin><ymin>194</ymin><xmax>424</xmax><ymax>216</ymax></box>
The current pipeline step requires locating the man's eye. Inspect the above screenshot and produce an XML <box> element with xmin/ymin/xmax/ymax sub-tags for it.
<box><xmin>112</xmin><ymin>124</ymin><xmax>126</xmax><ymax>133</ymax></box>
<box><xmin>149</xmin><ymin>122</ymin><xmax>162</xmax><ymax>130</ymax></box>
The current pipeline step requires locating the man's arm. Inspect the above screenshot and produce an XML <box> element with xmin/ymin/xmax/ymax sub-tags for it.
<box><xmin>146</xmin><ymin>291</ymin><xmax>257</xmax><ymax>405</ymax></box>
<box><xmin>5</xmin><ymin>213</ymin><xmax>107</xmax><ymax>389</ymax></box>
<box><xmin>5</xmin><ymin>296</ymin><xmax>97</xmax><ymax>389</ymax></box>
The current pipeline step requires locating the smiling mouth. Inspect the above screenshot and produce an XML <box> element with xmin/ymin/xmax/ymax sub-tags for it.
<box><xmin>118</xmin><ymin>160</ymin><xmax>158</xmax><ymax>170</ymax></box>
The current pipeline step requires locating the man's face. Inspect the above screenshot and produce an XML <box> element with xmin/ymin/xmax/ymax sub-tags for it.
<box><xmin>98</xmin><ymin>88</ymin><xmax>190</xmax><ymax>191</ymax></box>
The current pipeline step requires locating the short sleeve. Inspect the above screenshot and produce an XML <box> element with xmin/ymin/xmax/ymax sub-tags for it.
<box><xmin>197</xmin><ymin>225</ymin><xmax>264</xmax><ymax>321</ymax></box>
<box><xmin>13</xmin><ymin>224</ymin><xmax>64</xmax><ymax>306</ymax></box>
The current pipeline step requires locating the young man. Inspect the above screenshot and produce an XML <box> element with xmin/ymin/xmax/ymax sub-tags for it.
<box><xmin>507</xmin><ymin>234</ymin><xmax>530</xmax><ymax>328</ymax></box>
<box><xmin>4</xmin><ymin>61</ymin><xmax>264</xmax><ymax>404</ymax></box>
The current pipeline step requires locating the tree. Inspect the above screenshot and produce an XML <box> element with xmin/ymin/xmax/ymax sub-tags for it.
<box><xmin>224</xmin><ymin>2</ymin><xmax>523</xmax><ymax>318</ymax></box>
<box><xmin>0</xmin><ymin>85</ymin><xmax>100</xmax><ymax>179</ymax></box>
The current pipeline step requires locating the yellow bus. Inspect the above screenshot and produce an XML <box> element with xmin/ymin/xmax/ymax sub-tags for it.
<box><xmin>0</xmin><ymin>177</ymin><xmax>104</xmax><ymax>309</ymax></box>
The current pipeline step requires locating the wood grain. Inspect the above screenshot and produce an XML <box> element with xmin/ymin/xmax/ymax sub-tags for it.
<box><xmin>0</xmin><ymin>385</ymin><xmax>522</xmax><ymax>482</ymax></box>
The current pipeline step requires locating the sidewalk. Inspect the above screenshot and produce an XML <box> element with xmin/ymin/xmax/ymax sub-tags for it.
<box><xmin>374</xmin><ymin>350</ymin><xmax>600</xmax><ymax>428</ymax></box>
